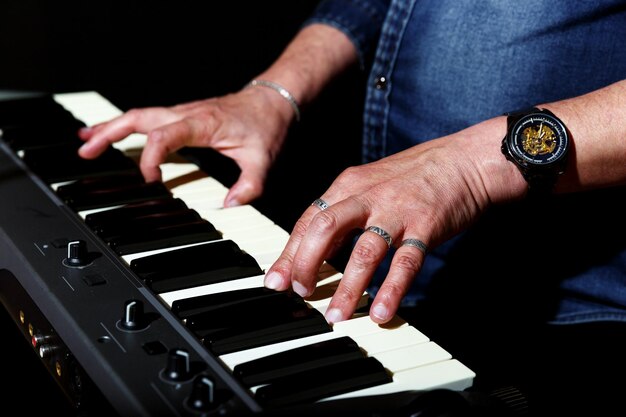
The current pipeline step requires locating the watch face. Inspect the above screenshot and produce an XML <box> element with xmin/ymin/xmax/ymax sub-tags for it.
<box><xmin>509</xmin><ymin>112</ymin><xmax>569</xmax><ymax>167</ymax></box>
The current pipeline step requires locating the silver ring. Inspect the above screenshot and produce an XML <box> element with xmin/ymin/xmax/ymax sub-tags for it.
<box><xmin>365</xmin><ymin>226</ymin><xmax>393</xmax><ymax>247</ymax></box>
<box><xmin>312</xmin><ymin>198</ymin><xmax>329</xmax><ymax>211</ymax></box>
<box><xmin>401</xmin><ymin>238</ymin><xmax>428</xmax><ymax>254</ymax></box>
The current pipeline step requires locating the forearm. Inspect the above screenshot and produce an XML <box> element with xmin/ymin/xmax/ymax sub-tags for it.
<box><xmin>253</xmin><ymin>23</ymin><xmax>358</xmax><ymax>109</ymax></box>
<box><xmin>439</xmin><ymin>79</ymin><xmax>626</xmax><ymax>207</ymax></box>
<box><xmin>543</xmin><ymin>79</ymin><xmax>626</xmax><ymax>193</ymax></box>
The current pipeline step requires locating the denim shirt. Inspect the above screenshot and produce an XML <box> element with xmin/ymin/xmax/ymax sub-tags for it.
<box><xmin>306</xmin><ymin>0</ymin><xmax>626</xmax><ymax>325</ymax></box>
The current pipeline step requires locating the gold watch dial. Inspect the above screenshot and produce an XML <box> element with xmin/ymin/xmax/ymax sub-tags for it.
<box><xmin>522</xmin><ymin>123</ymin><xmax>556</xmax><ymax>156</ymax></box>
<box><xmin>510</xmin><ymin>112</ymin><xmax>568</xmax><ymax>167</ymax></box>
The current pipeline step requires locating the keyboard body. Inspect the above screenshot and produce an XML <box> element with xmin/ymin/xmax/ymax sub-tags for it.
<box><xmin>0</xmin><ymin>91</ymin><xmax>474</xmax><ymax>416</ymax></box>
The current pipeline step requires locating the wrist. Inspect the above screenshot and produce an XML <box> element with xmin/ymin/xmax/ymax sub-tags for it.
<box><xmin>250</xmin><ymin>24</ymin><xmax>358</xmax><ymax>108</ymax></box>
<box><xmin>464</xmin><ymin>116</ymin><xmax>530</xmax><ymax>203</ymax></box>
<box><xmin>244</xmin><ymin>79</ymin><xmax>301</xmax><ymax>122</ymax></box>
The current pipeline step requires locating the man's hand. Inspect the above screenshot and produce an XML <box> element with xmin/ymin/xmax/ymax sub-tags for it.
<box><xmin>265</xmin><ymin>117</ymin><xmax>528</xmax><ymax>324</ymax></box>
<box><xmin>78</xmin><ymin>87</ymin><xmax>295</xmax><ymax>207</ymax></box>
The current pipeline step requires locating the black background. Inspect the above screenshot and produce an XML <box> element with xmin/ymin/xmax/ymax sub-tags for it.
<box><xmin>0</xmin><ymin>0</ymin><xmax>365</xmax><ymax>229</ymax></box>
<box><xmin>7</xmin><ymin>3</ymin><xmax>626</xmax><ymax>416</ymax></box>
<box><xmin>0</xmin><ymin>1</ymin><xmax>364</xmax><ymax>415</ymax></box>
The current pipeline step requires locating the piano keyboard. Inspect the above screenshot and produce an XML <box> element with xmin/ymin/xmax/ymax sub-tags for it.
<box><xmin>0</xmin><ymin>90</ymin><xmax>475</xmax><ymax>415</ymax></box>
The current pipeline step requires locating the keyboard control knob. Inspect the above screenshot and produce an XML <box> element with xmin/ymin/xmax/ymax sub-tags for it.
<box><xmin>65</xmin><ymin>240</ymin><xmax>89</xmax><ymax>267</ymax></box>
<box><xmin>186</xmin><ymin>375</ymin><xmax>216</xmax><ymax>411</ymax></box>
<box><xmin>162</xmin><ymin>348</ymin><xmax>191</xmax><ymax>382</ymax></box>
<box><xmin>119</xmin><ymin>299</ymin><xmax>147</xmax><ymax>331</ymax></box>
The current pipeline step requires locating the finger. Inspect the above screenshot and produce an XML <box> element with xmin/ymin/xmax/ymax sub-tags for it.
<box><xmin>290</xmin><ymin>198</ymin><xmax>369</xmax><ymax>300</ymax></box>
<box><xmin>78</xmin><ymin>108</ymin><xmax>178</xmax><ymax>159</ymax></box>
<box><xmin>324</xmin><ymin>221</ymin><xmax>398</xmax><ymax>324</ymax></box>
<box><xmin>140</xmin><ymin>120</ymin><xmax>196</xmax><ymax>182</ymax></box>
<box><xmin>264</xmin><ymin>196</ymin><xmax>336</xmax><ymax>292</ymax></box>
<box><xmin>369</xmin><ymin>243</ymin><xmax>426</xmax><ymax>324</ymax></box>
<box><xmin>77</xmin><ymin>120</ymin><xmax>114</xmax><ymax>140</ymax></box>
<box><xmin>224</xmin><ymin>160</ymin><xmax>268</xmax><ymax>207</ymax></box>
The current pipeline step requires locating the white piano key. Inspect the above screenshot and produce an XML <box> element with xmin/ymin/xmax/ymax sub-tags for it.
<box><xmin>219</xmin><ymin>314</ymin><xmax>410</xmax><ymax>370</ymax></box>
<box><xmin>221</xmin><ymin>224</ymin><xmax>289</xmax><ymax>243</ymax></box>
<box><xmin>245</xmin><ymin>340</ymin><xmax>454</xmax><ymax>396</ymax></box>
<box><xmin>158</xmin><ymin>264</ymin><xmax>342</xmax><ymax>310</ymax></box>
<box><xmin>220</xmin><ymin>331</ymin><xmax>341</xmax><ymax>371</ymax></box>
<box><xmin>50</xmin><ymin>180</ymin><xmax>75</xmax><ymax>191</ymax></box>
<box><xmin>173</xmin><ymin>183</ymin><xmax>228</xmax><ymax>198</ymax></box>
<box><xmin>373</xmin><ymin>342</ymin><xmax>452</xmax><ymax>374</ymax></box>
<box><xmin>173</xmin><ymin>191</ymin><xmax>227</xmax><ymax>209</ymax></box>
<box><xmin>209</xmin><ymin>214</ymin><xmax>274</xmax><ymax>233</ymax></box>
<box><xmin>324</xmin><ymin>359</ymin><xmax>476</xmax><ymax>400</ymax></box>
<box><xmin>204</xmin><ymin>212</ymin><xmax>278</xmax><ymax>232</ymax></box>
<box><xmin>170</xmin><ymin>176</ymin><xmax>228</xmax><ymax>196</ymax></box>
<box><xmin>159</xmin><ymin>162</ymin><xmax>203</xmax><ymax>182</ymax></box>
<box><xmin>53</xmin><ymin>91</ymin><xmax>123</xmax><ymax>126</ymax></box>
<box><xmin>307</xmin><ymin>270</ymin><xmax>343</xmax><ymax>291</ymax></box>
<box><xmin>238</xmin><ymin>237</ymin><xmax>289</xmax><ymax>265</ymax></box>
<box><xmin>121</xmin><ymin>240</ymin><xmax>215</xmax><ymax>264</ymax></box>
<box><xmin>158</xmin><ymin>268</ymin><xmax>359</xmax><ymax>356</ymax></box>
<box><xmin>113</xmin><ymin>133</ymin><xmax>148</xmax><ymax>155</ymax></box>
<box><xmin>118</xmin><ymin>210</ymin><xmax>283</xmax><ymax>265</ymax></box>
<box><xmin>244</xmin><ymin>251</ymin><xmax>278</xmax><ymax>267</ymax></box>
<box><xmin>356</xmin><ymin>325</ymin><xmax>430</xmax><ymax>356</ymax></box>
<box><xmin>304</xmin><ymin>273</ymin><xmax>370</xmax><ymax>315</ymax></box>
<box><xmin>202</xmin><ymin>204</ymin><xmax>265</xmax><ymax>219</ymax></box>
<box><xmin>53</xmin><ymin>91</ymin><xmax>476</xmax><ymax>399</ymax></box>
<box><xmin>158</xmin><ymin>274</ymin><xmax>267</xmax><ymax>306</ymax></box>
<box><xmin>120</xmin><ymin>222</ymin><xmax>287</xmax><ymax>266</ymax></box>
<box><xmin>79</xmin><ymin>205</ymin><xmax>125</xmax><ymax>219</ymax></box>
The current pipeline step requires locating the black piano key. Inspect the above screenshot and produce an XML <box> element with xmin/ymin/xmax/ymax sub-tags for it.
<box><xmin>144</xmin><ymin>256</ymin><xmax>263</xmax><ymax>293</ymax></box>
<box><xmin>56</xmin><ymin>172</ymin><xmax>145</xmax><ymax>200</ymax></box>
<box><xmin>84</xmin><ymin>198</ymin><xmax>188</xmax><ymax>229</ymax></box>
<box><xmin>64</xmin><ymin>181</ymin><xmax>172</xmax><ymax>211</ymax></box>
<box><xmin>21</xmin><ymin>143</ymin><xmax>138</xmax><ymax>183</ymax></box>
<box><xmin>254</xmin><ymin>357</ymin><xmax>393</xmax><ymax>407</ymax></box>
<box><xmin>130</xmin><ymin>240</ymin><xmax>256</xmax><ymax>277</ymax></box>
<box><xmin>96</xmin><ymin>209</ymin><xmax>203</xmax><ymax>239</ymax></box>
<box><xmin>110</xmin><ymin>220</ymin><xmax>223</xmax><ymax>256</ymax></box>
<box><xmin>233</xmin><ymin>336</ymin><xmax>365</xmax><ymax>387</ymax></box>
<box><xmin>0</xmin><ymin>94</ymin><xmax>81</xmax><ymax>127</ymax></box>
<box><xmin>129</xmin><ymin>240</ymin><xmax>263</xmax><ymax>293</ymax></box>
<box><xmin>184</xmin><ymin>291</ymin><xmax>307</xmax><ymax>331</ymax></box>
<box><xmin>198</xmin><ymin>306</ymin><xmax>332</xmax><ymax>355</ymax></box>
<box><xmin>2</xmin><ymin>123</ymin><xmax>85</xmax><ymax>151</ymax></box>
<box><xmin>171</xmin><ymin>287</ymin><xmax>287</xmax><ymax>319</ymax></box>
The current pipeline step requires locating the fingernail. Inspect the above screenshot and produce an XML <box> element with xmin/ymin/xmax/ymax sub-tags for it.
<box><xmin>264</xmin><ymin>271</ymin><xmax>282</xmax><ymax>290</ymax></box>
<box><xmin>224</xmin><ymin>196</ymin><xmax>241</xmax><ymax>208</ymax></box>
<box><xmin>78</xmin><ymin>127</ymin><xmax>92</xmax><ymax>135</ymax></box>
<box><xmin>371</xmin><ymin>303</ymin><xmax>389</xmax><ymax>321</ymax></box>
<box><xmin>292</xmin><ymin>280</ymin><xmax>309</xmax><ymax>298</ymax></box>
<box><xmin>78</xmin><ymin>142</ymin><xmax>91</xmax><ymax>153</ymax></box>
<box><xmin>325</xmin><ymin>308</ymin><xmax>343</xmax><ymax>324</ymax></box>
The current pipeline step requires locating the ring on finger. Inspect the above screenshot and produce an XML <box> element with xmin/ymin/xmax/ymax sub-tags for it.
<box><xmin>401</xmin><ymin>238</ymin><xmax>428</xmax><ymax>254</ymax></box>
<box><xmin>312</xmin><ymin>198</ymin><xmax>330</xmax><ymax>211</ymax></box>
<box><xmin>365</xmin><ymin>226</ymin><xmax>393</xmax><ymax>248</ymax></box>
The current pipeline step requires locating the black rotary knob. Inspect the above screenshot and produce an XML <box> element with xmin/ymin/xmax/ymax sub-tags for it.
<box><xmin>120</xmin><ymin>299</ymin><xmax>147</xmax><ymax>331</ymax></box>
<box><xmin>186</xmin><ymin>375</ymin><xmax>216</xmax><ymax>412</ymax></box>
<box><xmin>162</xmin><ymin>348</ymin><xmax>191</xmax><ymax>382</ymax></box>
<box><xmin>65</xmin><ymin>240</ymin><xmax>89</xmax><ymax>266</ymax></box>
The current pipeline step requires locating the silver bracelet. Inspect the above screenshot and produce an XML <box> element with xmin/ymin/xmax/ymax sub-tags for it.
<box><xmin>244</xmin><ymin>79</ymin><xmax>301</xmax><ymax>122</ymax></box>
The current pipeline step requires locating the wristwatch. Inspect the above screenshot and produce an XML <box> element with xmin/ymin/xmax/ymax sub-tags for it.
<box><xmin>501</xmin><ymin>107</ymin><xmax>570</xmax><ymax>195</ymax></box>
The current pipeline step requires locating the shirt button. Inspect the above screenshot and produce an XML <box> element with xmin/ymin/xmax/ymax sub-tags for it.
<box><xmin>374</xmin><ymin>75</ymin><xmax>387</xmax><ymax>90</ymax></box>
